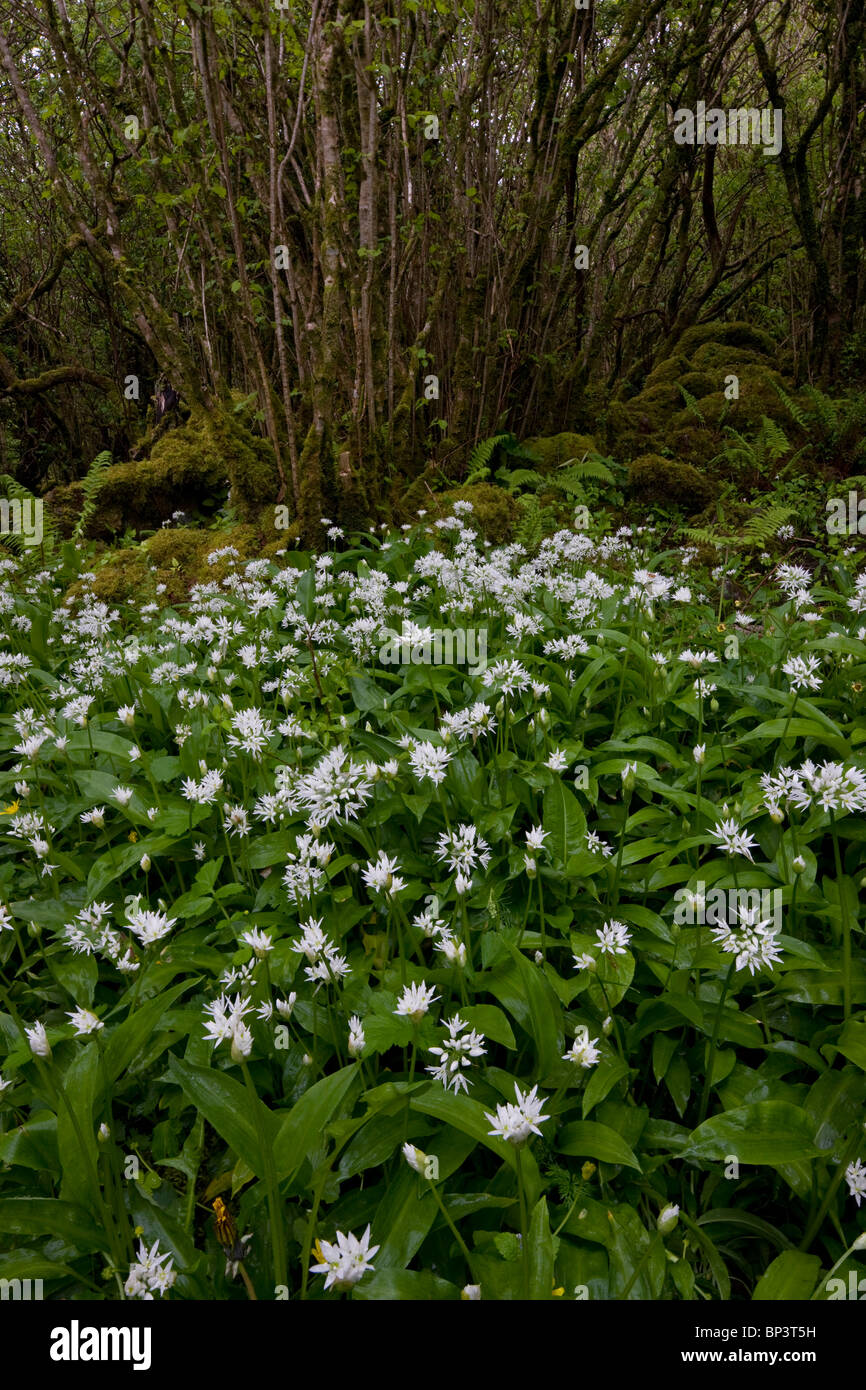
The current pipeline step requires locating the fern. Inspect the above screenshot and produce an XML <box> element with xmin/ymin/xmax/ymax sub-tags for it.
<box><xmin>496</xmin><ymin>467</ymin><xmax>545</xmax><ymax>492</ymax></box>
<box><xmin>678</xmin><ymin>385</ymin><xmax>705</xmax><ymax>423</ymax></box>
<box><xmin>775</xmin><ymin>385</ymin><xmax>809</xmax><ymax>432</ymax></box>
<box><xmin>0</xmin><ymin>475</ymin><xmax>57</xmax><ymax>554</ymax></box>
<box><xmin>683</xmin><ymin>503</ymin><xmax>795</xmax><ymax>550</ymax></box>
<box><xmin>74</xmin><ymin>450</ymin><xmax>113</xmax><ymax>541</ymax></box>
<box><xmin>466</xmin><ymin>433</ymin><xmax>513</xmax><ymax>484</ymax></box>
<box><xmin>741</xmin><ymin>503</ymin><xmax>795</xmax><ymax>545</ymax></box>
<box><xmin>555</xmin><ymin>457</ymin><xmax>616</xmax><ymax>490</ymax></box>
<box><xmin>515</xmin><ymin>494</ymin><xmax>546</xmax><ymax>550</ymax></box>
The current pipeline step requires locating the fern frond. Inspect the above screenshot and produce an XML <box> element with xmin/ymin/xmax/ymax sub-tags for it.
<box><xmin>0</xmin><ymin>475</ymin><xmax>57</xmax><ymax>554</ymax></box>
<box><xmin>466</xmin><ymin>434</ymin><xmax>513</xmax><ymax>484</ymax></box>
<box><xmin>741</xmin><ymin>503</ymin><xmax>795</xmax><ymax>544</ymax></box>
<box><xmin>74</xmin><ymin>450</ymin><xmax>113</xmax><ymax>540</ymax></box>
<box><xmin>678</xmin><ymin>385</ymin><xmax>705</xmax><ymax>423</ymax></box>
<box><xmin>775</xmin><ymin>385</ymin><xmax>808</xmax><ymax>432</ymax></box>
<box><xmin>555</xmin><ymin>457</ymin><xmax>616</xmax><ymax>487</ymax></box>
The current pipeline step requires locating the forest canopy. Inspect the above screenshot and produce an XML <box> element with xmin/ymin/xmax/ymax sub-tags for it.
<box><xmin>0</xmin><ymin>0</ymin><xmax>863</xmax><ymax>539</ymax></box>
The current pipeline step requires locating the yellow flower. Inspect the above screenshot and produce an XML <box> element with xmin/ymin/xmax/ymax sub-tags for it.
<box><xmin>581</xmin><ymin>1161</ymin><xmax>597</xmax><ymax>1181</ymax></box>
<box><xmin>716</xmin><ymin>622</ymin><xmax>726</xmax><ymax>633</ymax></box>
<box><xmin>128</xmin><ymin>830</ymin><xmax>138</xmax><ymax>843</ymax></box>
<box><xmin>0</xmin><ymin>800</ymin><xmax>20</xmax><ymax>816</ymax></box>
<box><xmin>552</xmin><ymin>1285</ymin><xmax>565</xmax><ymax>1297</ymax></box>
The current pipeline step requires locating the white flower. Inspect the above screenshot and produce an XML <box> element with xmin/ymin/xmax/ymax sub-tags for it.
<box><xmin>309</xmin><ymin>1225</ymin><xmax>379</xmax><ymax>1291</ymax></box>
<box><xmin>362</xmin><ymin>850</ymin><xmax>405</xmax><ymax>896</ymax></box>
<box><xmin>562</xmin><ymin>1026</ymin><xmax>601</xmax><ymax>1068</ymax></box>
<box><xmin>240</xmin><ymin>927</ymin><xmax>273</xmax><ymax>958</ymax></box>
<box><xmin>66</xmin><ymin>1007</ymin><xmax>104</xmax><ymax>1036</ymax></box>
<box><xmin>402</xmin><ymin>1143</ymin><xmax>428</xmax><ymax>1175</ymax></box>
<box><xmin>348</xmin><ymin>1015</ymin><xmax>365</xmax><ymax>1057</ymax></box>
<box><xmin>595</xmin><ymin>920</ymin><xmax>632</xmax><ymax>956</ymax></box>
<box><xmin>710</xmin><ymin>817</ymin><xmax>758</xmax><ymax>863</ymax></box>
<box><xmin>461</xmin><ymin>1284</ymin><xmax>481</xmax><ymax>1300</ymax></box>
<box><xmin>525</xmin><ymin>825</ymin><xmax>549</xmax><ymax>852</ymax></box>
<box><xmin>693</xmin><ymin>743</ymin><xmax>706</xmax><ymax>765</ymax></box>
<box><xmin>427</xmin><ymin>1014</ymin><xmax>486</xmax><ymax>1094</ymax></box>
<box><xmin>0</xmin><ymin>1072</ymin><xmax>17</xmax><ymax>1095</ymax></box>
<box><xmin>395</xmin><ymin>981</ymin><xmax>439</xmax><ymax>1023</ymax></box>
<box><xmin>111</xmin><ymin>785</ymin><xmax>134</xmax><ymax>806</ymax></box>
<box><xmin>25</xmin><ymin>1021</ymin><xmax>51</xmax><ymax>1058</ymax></box>
<box><xmin>125</xmin><ymin>1238</ymin><xmax>176</xmax><ymax>1300</ymax></box>
<box><xmin>545</xmin><ymin>749</ymin><xmax>568</xmax><ymax>771</ymax></box>
<box><xmin>845</xmin><ymin>1158</ymin><xmax>866</xmax><ymax>1207</ymax></box>
<box><xmin>573</xmin><ymin>952</ymin><xmax>596</xmax><ymax>972</ymax></box>
<box><xmin>407</xmin><ymin>740</ymin><xmax>452</xmax><ymax>786</ymax></box>
<box><xmin>710</xmin><ymin>906</ymin><xmax>784</xmax><ymax>976</ymax></box>
<box><xmin>782</xmin><ymin>654</ymin><xmax>822</xmax><ymax>691</ymax></box>
<box><xmin>485</xmin><ymin>1083</ymin><xmax>549</xmax><ymax>1145</ymax></box>
<box><xmin>127</xmin><ymin>904</ymin><xmax>176</xmax><ymax>947</ymax></box>
<box><xmin>276</xmin><ymin>993</ymin><xmax>297</xmax><ymax>1019</ymax></box>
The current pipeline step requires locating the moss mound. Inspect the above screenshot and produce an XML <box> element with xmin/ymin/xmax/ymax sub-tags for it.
<box><xmin>439</xmin><ymin>482</ymin><xmax>520</xmax><ymax>543</ymax></box>
<box><xmin>628</xmin><ymin>454</ymin><xmax>717</xmax><ymax>513</ymax></box>
<box><xmin>521</xmin><ymin>433</ymin><xmax>598</xmax><ymax>471</ymax></box>
<box><xmin>74</xmin><ymin>523</ymin><xmax>266</xmax><ymax>608</ymax></box>
<box><xmin>79</xmin><ymin>406</ymin><xmax>280</xmax><ymax>537</ymax></box>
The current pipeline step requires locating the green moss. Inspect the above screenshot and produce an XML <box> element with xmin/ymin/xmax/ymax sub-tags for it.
<box><xmin>628</xmin><ymin>454</ymin><xmax>716</xmax><ymax>512</ymax></box>
<box><xmin>87</xmin><ymin>406</ymin><xmax>279</xmax><ymax>536</ymax></box>
<box><xmin>43</xmin><ymin>482</ymin><xmax>85</xmax><ymax>539</ymax></box>
<box><xmin>69</xmin><ymin>522</ymin><xmax>268</xmax><ymax>609</ymax></box>
<box><xmin>679</xmin><ymin>367</ymin><xmax>789</xmax><ymax>431</ymax></box>
<box><xmin>689</xmin><ymin>342</ymin><xmax>773</xmax><ymax>372</ymax></box>
<box><xmin>439</xmin><ymin>482</ymin><xmax>519</xmax><ymax>543</ymax></box>
<box><xmin>642</xmin><ymin>355</ymin><xmax>694</xmax><ymax>388</ymax></box>
<box><xmin>676</xmin><ymin>320</ymin><xmax>777</xmax><ymax>358</ymax></box>
<box><xmin>521</xmin><ymin>433</ymin><xmax>598</xmax><ymax>471</ymax></box>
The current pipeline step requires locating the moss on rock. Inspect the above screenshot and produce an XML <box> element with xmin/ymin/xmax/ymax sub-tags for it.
<box><xmin>521</xmin><ymin>432</ymin><xmax>598</xmax><ymax>471</ymax></box>
<box><xmin>438</xmin><ymin>482</ymin><xmax>519</xmax><ymax>543</ymax></box>
<box><xmin>628</xmin><ymin>454</ymin><xmax>717</xmax><ymax>512</ymax></box>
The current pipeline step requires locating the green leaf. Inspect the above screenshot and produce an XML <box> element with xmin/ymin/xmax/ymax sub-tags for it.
<box><xmin>556</xmin><ymin>1120</ymin><xmax>641</xmax><ymax>1170</ymax></box>
<box><xmin>104</xmin><ymin>980</ymin><xmax>194</xmax><ymax>1083</ymax></box>
<box><xmin>272</xmin><ymin>1065</ymin><xmax>359</xmax><ymax>1183</ymax></box>
<box><xmin>57</xmin><ymin>1048</ymin><xmax>100</xmax><ymax>1211</ymax></box>
<box><xmin>353</xmin><ymin>1268</ymin><xmax>457</xmax><ymax>1299</ymax></box>
<box><xmin>296</xmin><ymin>568</ymin><xmax>316</xmax><ymax>621</ymax></box>
<box><xmin>459</xmin><ymin>1004</ymin><xmax>516</xmax><ymax>1050</ymax></box>
<box><xmin>582</xmin><ymin>1055</ymin><xmax>629</xmax><ymax>1117</ymax></box>
<box><xmin>543</xmin><ymin>781</ymin><xmax>586</xmax><ymax>866</ymax></box>
<box><xmin>166</xmin><ymin>1055</ymin><xmax>267</xmax><ymax>1175</ymax></box>
<box><xmin>0</xmin><ymin>1198</ymin><xmax>109</xmax><ymax>1252</ymax></box>
<box><xmin>752</xmin><ymin>1250</ymin><xmax>821</xmax><ymax>1300</ymax></box>
<box><xmin>834</xmin><ymin>1020</ymin><xmax>866</xmax><ymax>1071</ymax></box>
<box><xmin>682</xmin><ymin>1102</ymin><xmax>827</xmax><ymax>1165</ymax></box>
<box><xmin>527</xmin><ymin>1196</ymin><xmax>556</xmax><ymax>1299</ymax></box>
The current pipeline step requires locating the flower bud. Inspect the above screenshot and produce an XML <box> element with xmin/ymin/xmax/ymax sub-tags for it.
<box><xmin>140</xmin><ymin>854</ymin><xmax>151</xmax><ymax>872</ymax></box>
<box><xmin>657</xmin><ymin>1203</ymin><xmax>679</xmax><ymax>1235</ymax></box>
<box><xmin>793</xmin><ymin>855</ymin><xmax>806</xmax><ymax>873</ymax></box>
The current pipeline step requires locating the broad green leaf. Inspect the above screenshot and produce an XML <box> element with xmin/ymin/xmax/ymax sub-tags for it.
<box><xmin>166</xmin><ymin>1055</ymin><xmax>267</xmax><ymax>1175</ymax></box>
<box><xmin>752</xmin><ymin>1251</ymin><xmax>821</xmax><ymax>1300</ymax></box>
<box><xmin>682</xmin><ymin>1102</ymin><xmax>827</xmax><ymax>1165</ymax></box>
<box><xmin>272</xmin><ymin>1065</ymin><xmax>359</xmax><ymax>1182</ymax></box>
<box><xmin>556</xmin><ymin>1120</ymin><xmax>641</xmax><ymax>1170</ymax></box>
